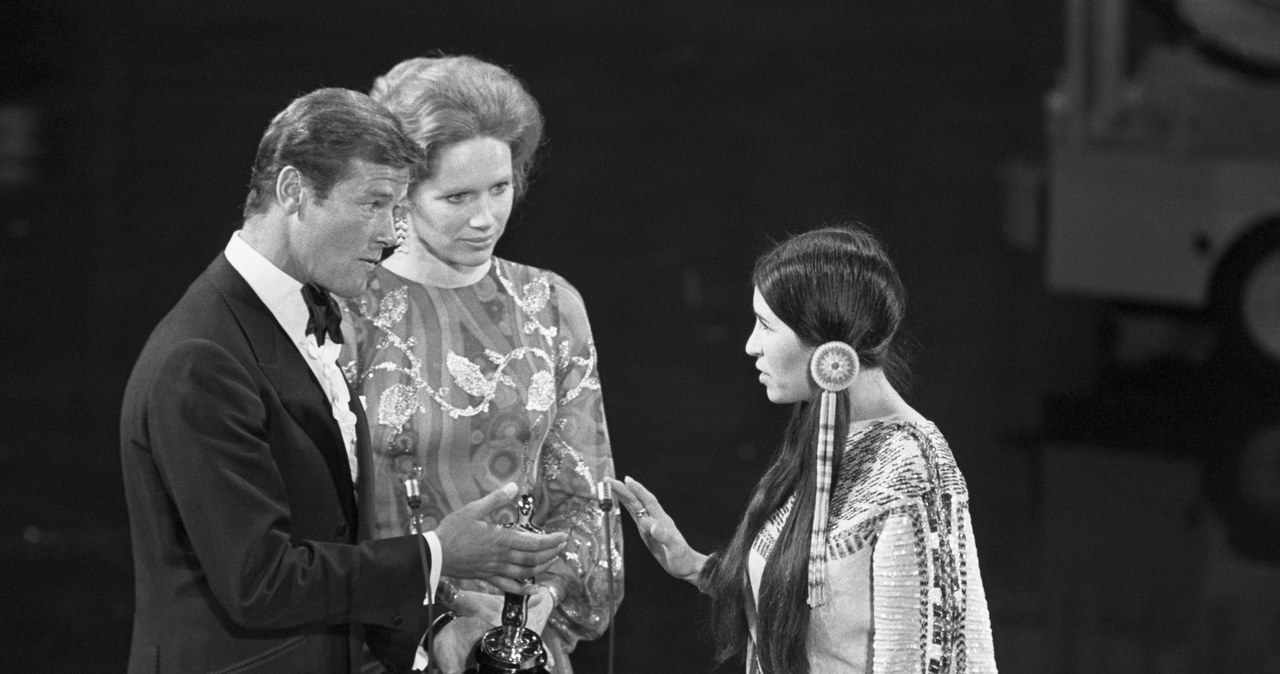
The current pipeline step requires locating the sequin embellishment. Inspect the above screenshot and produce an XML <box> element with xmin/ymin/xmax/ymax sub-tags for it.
<box><xmin>527</xmin><ymin>370</ymin><xmax>555</xmax><ymax>412</ymax></box>
<box><xmin>358</xmin><ymin>268</ymin><xmax>601</xmax><ymax>431</ymax></box>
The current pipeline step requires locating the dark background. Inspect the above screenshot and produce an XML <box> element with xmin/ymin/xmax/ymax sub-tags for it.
<box><xmin>3</xmin><ymin>1</ymin><xmax>1275</xmax><ymax>672</ymax></box>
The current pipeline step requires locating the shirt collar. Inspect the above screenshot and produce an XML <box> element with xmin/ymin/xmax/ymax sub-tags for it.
<box><xmin>224</xmin><ymin>232</ymin><xmax>309</xmax><ymax>343</ymax></box>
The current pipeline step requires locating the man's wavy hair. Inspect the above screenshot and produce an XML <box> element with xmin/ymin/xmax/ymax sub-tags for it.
<box><xmin>242</xmin><ymin>88</ymin><xmax>424</xmax><ymax>218</ymax></box>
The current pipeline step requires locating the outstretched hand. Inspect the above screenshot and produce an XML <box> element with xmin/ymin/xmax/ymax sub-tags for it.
<box><xmin>607</xmin><ymin>476</ymin><xmax>707</xmax><ymax>586</ymax></box>
<box><xmin>434</xmin><ymin>483</ymin><xmax>569</xmax><ymax>595</ymax></box>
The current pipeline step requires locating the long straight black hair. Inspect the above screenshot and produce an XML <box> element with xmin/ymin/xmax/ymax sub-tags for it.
<box><xmin>703</xmin><ymin>223</ymin><xmax>908</xmax><ymax>673</ymax></box>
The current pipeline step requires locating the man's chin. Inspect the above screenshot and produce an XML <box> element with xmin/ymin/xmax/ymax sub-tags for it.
<box><xmin>328</xmin><ymin>276</ymin><xmax>372</xmax><ymax>299</ymax></box>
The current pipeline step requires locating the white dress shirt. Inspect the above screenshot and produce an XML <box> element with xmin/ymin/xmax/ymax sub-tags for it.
<box><xmin>225</xmin><ymin>233</ymin><xmax>359</xmax><ymax>479</ymax></box>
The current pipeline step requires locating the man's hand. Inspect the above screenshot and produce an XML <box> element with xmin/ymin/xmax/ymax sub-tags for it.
<box><xmin>434</xmin><ymin>483</ymin><xmax>568</xmax><ymax>595</ymax></box>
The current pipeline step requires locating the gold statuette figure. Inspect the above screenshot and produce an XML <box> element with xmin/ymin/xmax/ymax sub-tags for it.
<box><xmin>467</xmin><ymin>494</ymin><xmax>550</xmax><ymax>674</ymax></box>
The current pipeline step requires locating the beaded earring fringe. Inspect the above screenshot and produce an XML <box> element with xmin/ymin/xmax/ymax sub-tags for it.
<box><xmin>806</xmin><ymin>341</ymin><xmax>858</xmax><ymax>608</ymax></box>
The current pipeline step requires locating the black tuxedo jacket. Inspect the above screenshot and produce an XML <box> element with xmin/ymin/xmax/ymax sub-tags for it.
<box><xmin>121</xmin><ymin>253</ymin><xmax>427</xmax><ymax>673</ymax></box>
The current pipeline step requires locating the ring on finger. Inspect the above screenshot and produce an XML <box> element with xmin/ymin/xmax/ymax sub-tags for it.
<box><xmin>635</xmin><ymin>508</ymin><xmax>650</xmax><ymax>518</ymax></box>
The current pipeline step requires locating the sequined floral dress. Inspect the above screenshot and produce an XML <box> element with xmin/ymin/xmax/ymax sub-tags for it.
<box><xmin>747</xmin><ymin>420</ymin><xmax>997</xmax><ymax>673</ymax></box>
<box><xmin>340</xmin><ymin>258</ymin><xmax>622</xmax><ymax>673</ymax></box>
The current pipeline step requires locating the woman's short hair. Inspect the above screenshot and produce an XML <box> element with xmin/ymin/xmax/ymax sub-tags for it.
<box><xmin>369</xmin><ymin>55</ymin><xmax>544</xmax><ymax>198</ymax></box>
<box><xmin>243</xmin><ymin>88</ymin><xmax>424</xmax><ymax>218</ymax></box>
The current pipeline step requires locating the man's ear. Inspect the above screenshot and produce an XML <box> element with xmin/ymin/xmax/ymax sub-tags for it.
<box><xmin>275</xmin><ymin>166</ymin><xmax>304</xmax><ymax>216</ymax></box>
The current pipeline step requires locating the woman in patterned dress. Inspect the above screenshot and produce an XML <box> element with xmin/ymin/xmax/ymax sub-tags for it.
<box><xmin>611</xmin><ymin>225</ymin><xmax>997</xmax><ymax>673</ymax></box>
<box><xmin>341</xmin><ymin>55</ymin><xmax>621</xmax><ymax>673</ymax></box>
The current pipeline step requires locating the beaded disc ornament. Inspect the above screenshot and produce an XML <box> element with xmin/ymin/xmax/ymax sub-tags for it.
<box><xmin>810</xmin><ymin>341</ymin><xmax>859</xmax><ymax>392</ymax></box>
<box><xmin>806</xmin><ymin>341</ymin><xmax>859</xmax><ymax>607</ymax></box>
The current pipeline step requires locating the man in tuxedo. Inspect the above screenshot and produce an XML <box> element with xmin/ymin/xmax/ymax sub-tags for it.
<box><xmin>120</xmin><ymin>88</ymin><xmax>567</xmax><ymax>673</ymax></box>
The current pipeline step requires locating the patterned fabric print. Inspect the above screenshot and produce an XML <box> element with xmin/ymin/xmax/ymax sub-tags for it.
<box><xmin>340</xmin><ymin>258</ymin><xmax>622</xmax><ymax>673</ymax></box>
<box><xmin>957</xmin><ymin>505</ymin><xmax>970</xmax><ymax>672</ymax></box>
<box><xmin>364</xmin><ymin>291</ymin><xmax>559</xmax><ymax>424</ymax></box>
<box><xmin>868</xmin><ymin>421</ymin><xmax>966</xmax><ymax>674</ymax></box>
<box><xmin>749</xmin><ymin>420</ymin><xmax>997</xmax><ymax>673</ymax></box>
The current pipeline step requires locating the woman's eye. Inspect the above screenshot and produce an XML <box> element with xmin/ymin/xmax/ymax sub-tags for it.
<box><xmin>445</xmin><ymin>193</ymin><xmax>470</xmax><ymax>205</ymax></box>
<box><xmin>490</xmin><ymin>182</ymin><xmax>510</xmax><ymax>196</ymax></box>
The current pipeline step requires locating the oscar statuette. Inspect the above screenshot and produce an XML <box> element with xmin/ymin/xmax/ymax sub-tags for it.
<box><xmin>465</xmin><ymin>493</ymin><xmax>550</xmax><ymax>674</ymax></box>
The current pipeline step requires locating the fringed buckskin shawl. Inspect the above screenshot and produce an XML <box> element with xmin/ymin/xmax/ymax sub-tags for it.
<box><xmin>747</xmin><ymin>420</ymin><xmax>998</xmax><ymax>673</ymax></box>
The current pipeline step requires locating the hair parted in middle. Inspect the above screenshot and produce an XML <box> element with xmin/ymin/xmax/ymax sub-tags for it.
<box><xmin>369</xmin><ymin>55</ymin><xmax>544</xmax><ymax>199</ymax></box>
<box><xmin>703</xmin><ymin>222</ymin><xmax>910</xmax><ymax>674</ymax></box>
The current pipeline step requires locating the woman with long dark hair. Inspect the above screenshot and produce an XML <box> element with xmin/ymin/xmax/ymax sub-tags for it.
<box><xmin>611</xmin><ymin>224</ymin><xmax>997</xmax><ymax>673</ymax></box>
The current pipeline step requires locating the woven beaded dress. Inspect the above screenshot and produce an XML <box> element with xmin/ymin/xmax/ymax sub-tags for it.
<box><xmin>746</xmin><ymin>419</ymin><xmax>997</xmax><ymax>673</ymax></box>
<box><xmin>341</xmin><ymin>258</ymin><xmax>622</xmax><ymax>673</ymax></box>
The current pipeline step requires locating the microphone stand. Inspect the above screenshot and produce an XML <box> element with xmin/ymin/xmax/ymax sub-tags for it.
<box><xmin>596</xmin><ymin>482</ymin><xmax>616</xmax><ymax>674</ymax></box>
<box><xmin>404</xmin><ymin>467</ymin><xmax>437</xmax><ymax>673</ymax></box>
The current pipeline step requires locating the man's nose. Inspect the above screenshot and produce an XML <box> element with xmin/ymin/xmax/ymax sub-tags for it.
<box><xmin>374</xmin><ymin>209</ymin><xmax>398</xmax><ymax>247</ymax></box>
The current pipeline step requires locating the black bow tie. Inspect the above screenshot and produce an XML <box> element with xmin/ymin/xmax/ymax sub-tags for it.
<box><xmin>301</xmin><ymin>283</ymin><xmax>344</xmax><ymax>347</ymax></box>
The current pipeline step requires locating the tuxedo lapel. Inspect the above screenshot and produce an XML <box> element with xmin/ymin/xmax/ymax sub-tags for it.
<box><xmin>205</xmin><ymin>255</ymin><xmax>358</xmax><ymax>528</ymax></box>
<box><xmin>349</xmin><ymin>379</ymin><xmax>374</xmax><ymax>541</ymax></box>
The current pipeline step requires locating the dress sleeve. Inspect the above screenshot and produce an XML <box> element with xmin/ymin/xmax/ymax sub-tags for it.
<box><xmin>868</xmin><ymin>431</ymin><xmax>997</xmax><ymax>673</ymax></box>
<box><xmin>532</xmin><ymin>274</ymin><xmax>624</xmax><ymax>648</ymax></box>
